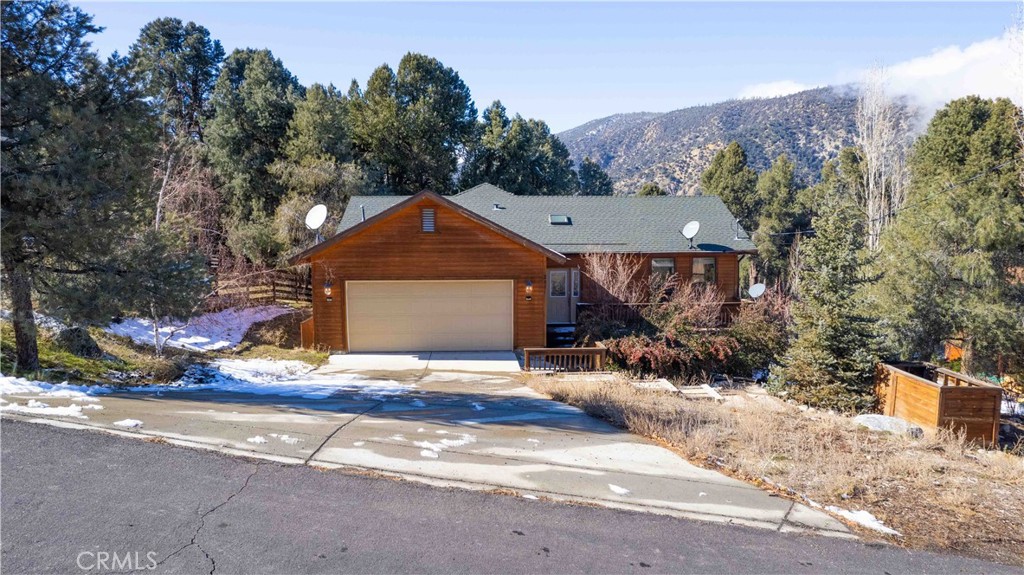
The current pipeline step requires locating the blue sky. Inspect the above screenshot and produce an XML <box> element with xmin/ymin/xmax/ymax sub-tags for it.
<box><xmin>79</xmin><ymin>2</ymin><xmax>1019</xmax><ymax>131</ymax></box>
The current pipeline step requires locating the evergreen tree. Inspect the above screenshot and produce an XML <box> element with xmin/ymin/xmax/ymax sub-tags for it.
<box><xmin>129</xmin><ymin>17</ymin><xmax>224</xmax><ymax>141</ymax></box>
<box><xmin>460</xmin><ymin>101</ymin><xmax>578</xmax><ymax>195</ymax></box>
<box><xmin>701</xmin><ymin>142</ymin><xmax>759</xmax><ymax>229</ymax></box>
<box><xmin>754</xmin><ymin>155</ymin><xmax>810</xmax><ymax>286</ymax></box>
<box><xmin>578</xmin><ymin>156</ymin><xmax>614</xmax><ymax>196</ymax></box>
<box><xmin>1</xmin><ymin>1</ymin><xmax>156</xmax><ymax>368</ymax></box>
<box><xmin>348</xmin><ymin>53</ymin><xmax>477</xmax><ymax>195</ymax></box>
<box><xmin>876</xmin><ymin>97</ymin><xmax>1024</xmax><ymax>374</ymax></box>
<box><xmin>774</xmin><ymin>196</ymin><xmax>878</xmax><ymax>411</ymax></box>
<box><xmin>636</xmin><ymin>182</ymin><xmax>667</xmax><ymax>196</ymax></box>
<box><xmin>207</xmin><ymin>48</ymin><xmax>303</xmax><ymax>222</ymax></box>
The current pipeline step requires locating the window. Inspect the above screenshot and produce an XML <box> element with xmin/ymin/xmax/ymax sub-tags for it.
<box><xmin>550</xmin><ymin>270</ymin><xmax>568</xmax><ymax>297</ymax></box>
<box><xmin>421</xmin><ymin>208</ymin><xmax>435</xmax><ymax>232</ymax></box>
<box><xmin>652</xmin><ymin>258</ymin><xmax>675</xmax><ymax>278</ymax></box>
<box><xmin>571</xmin><ymin>269</ymin><xmax>580</xmax><ymax>297</ymax></box>
<box><xmin>692</xmin><ymin>257</ymin><xmax>717</xmax><ymax>285</ymax></box>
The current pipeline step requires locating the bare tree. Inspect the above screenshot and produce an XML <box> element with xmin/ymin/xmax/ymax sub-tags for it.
<box><xmin>855</xmin><ymin>66</ymin><xmax>911</xmax><ymax>251</ymax></box>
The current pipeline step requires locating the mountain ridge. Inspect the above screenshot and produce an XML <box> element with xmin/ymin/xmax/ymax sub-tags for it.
<box><xmin>557</xmin><ymin>87</ymin><xmax>858</xmax><ymax>195</ymax></box>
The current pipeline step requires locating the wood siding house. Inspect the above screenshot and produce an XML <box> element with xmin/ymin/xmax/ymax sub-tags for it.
<box><xmin>292</xmin><ymin>184</ymin><xmax>756</xmax><ymax>352</ymax></box>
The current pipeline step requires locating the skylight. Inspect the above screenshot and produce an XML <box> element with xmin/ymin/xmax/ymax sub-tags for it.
<box><xmin>549</xmin><ymin>214</ymin><xmax>572</xmax><ymax>225</ymax></box>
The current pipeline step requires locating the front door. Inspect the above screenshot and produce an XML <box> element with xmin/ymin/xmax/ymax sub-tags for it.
<box><xmin>547</xmin><ymin>269</ymin><xmax>571</xmax><ymax>323</ymax></box>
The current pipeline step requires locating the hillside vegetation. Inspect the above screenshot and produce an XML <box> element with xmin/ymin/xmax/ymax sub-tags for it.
<box><xmin>558</xmin><ymin>87</ymin><xmax>858</xmax><ymax>195</ymax></box>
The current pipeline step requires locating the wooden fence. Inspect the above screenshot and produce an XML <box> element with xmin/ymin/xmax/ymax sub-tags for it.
<box><xmin>523</xmin><ymin>342</ymin><xmax>607</xmax><ymax>373</ymax></box>
<box><xmin>875</xmin><ymin>363</ymin><xmax>1003</xmax><ymax>444</ymax></box>
<box><xmin>207</xmin><ymin>268</ymin><xmax>312</xmax><ymax>309</ymax></box>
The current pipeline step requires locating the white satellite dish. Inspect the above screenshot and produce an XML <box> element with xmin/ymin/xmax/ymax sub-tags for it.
<box><xmin>304</xmin><ymin>204</ymin><xmax>328</xmax><ymax>230</ymax></box>
<box><xmin>681</xmin><ymin>220</ymin><xmax>700</xmax><ymax>249</ymax></box>
<box><xmin>748</xmin><ymin>283</ymin><xmax>766</xmax><ymax>299</ymax></box>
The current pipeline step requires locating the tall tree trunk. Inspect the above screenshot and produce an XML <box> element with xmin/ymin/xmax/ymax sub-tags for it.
<box><xmin>3</xmin><ymin>258</ymin><xmax>40</xmax><ymax>371</ymax></box>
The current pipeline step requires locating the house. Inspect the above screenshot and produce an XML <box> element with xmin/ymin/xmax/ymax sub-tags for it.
<box><xmin>291</xmin><ymin>184</ymin><xmax>756</xmax><ymax>352</ymax></box>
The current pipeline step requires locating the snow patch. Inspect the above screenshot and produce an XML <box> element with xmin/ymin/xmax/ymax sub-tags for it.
<box><xmin>130</xmin><ymin>358</ymin><xmax>414</xmax><ymax>400</ymax></box>
<box><xmin>0</xmin><ymin>376</ymin><xmax>111</xmax><ymax>399</ymax></box>
<box><xmin>113</xmin><ymin>419</ymin><xmax>144</xmax><ymax>429</ymax></box>
<box><xmin>414</xmin><ymin>432</ymin><xmax>476</xmax><ymax>455</ymax></box>
<box><xmin>409</xmin><ymin>399</ymin><xmax>427</xmax><ymax>408</ymax></box>
<box><xmin>246</xmin><ymin>436</ymin><xmax>268</xmax><ymax>444</ymax></box>
<box><xmin>471</xmin><ymin>402</ymin><xmax>486</xmax><ymax>411</ymax></box>
<box><xmin>419</xmin><ymin>449</ymin><xmax>439</xmax><ymax>458</ymax></box>
<box><xmin>826</xmin><ymin>506</ymin><xmax>901</xmax><ymax>536</ymax></box>
<box><xmin>608</xmin><ymin>484</ymin><xmax>630</xmax><ymax>495</ymax></box>
<box><xmin>353</xmin><ymin>441</ymin><xmax>365</xmax><ymax>447</ymax></box>
<box><xmin>1</xmin><ymin>401</ymin><xmax>89</xmax><ymax>419</ymax></box>
<box><xmin>105</xmin><ymin>306</ymin><xmax>293</xmax><ymax>352</ymax></box>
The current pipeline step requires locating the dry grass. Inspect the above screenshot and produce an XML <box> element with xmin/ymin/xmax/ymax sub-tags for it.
<box><xmin>528</xmin><ymin>375</ymin><xmax>1024</xmax><ymax>567</ymax></box>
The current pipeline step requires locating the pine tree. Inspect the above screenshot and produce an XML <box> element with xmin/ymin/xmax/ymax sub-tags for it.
<box><xmin>754</xmin><ymin>155</ymin><xmax>810</xmax><ymax>286</ymax></box>
<box><xmin>636</xmin><ymin>182</ymin><xmax>667</xmax><ymax>196</ymax></box>
<box><xmin>348</xmin><ymin>53</ymin><xmax>477</xmax><ymax>195</ymax></box>
<box><xmin>1</xmin><ymin>1</ymin><xmax>156</xmax><ymax>369</ymax></box>
<box><xmin>578</xmin><ymin>157</ymin><xmax>614</xmax><ymax>196</ymax></box>
<box><xmin>876</xmin><ymin>97</ymin><xmax>1024</xmax><ymax>374</ymax></box>
<box><xmin>774</xmin><ymin>196</ymin><xmax>878</xmax><ymax>411</ymax></box>
<box><xmin>207</xmin><ymin>48</ymin><xmax>303</xmax><ymax>222</ymax></box>
<box><xmin>700</xmin><ymin>142</ymin><xmax>759</xmax><ymax>229</ymax></box>
<box><xmin>460</xmin><ymin>100</ymin><xmax>579</xmax><ymax>195</ymax></box>
<box><xmin>129</xmin><ymin>17</ymin><xmax>224</xmax><ymax>141</ymax></box>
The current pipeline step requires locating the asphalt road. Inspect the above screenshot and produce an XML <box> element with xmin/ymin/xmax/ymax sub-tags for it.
<box><xmin>1</xmin><ymin>419</ymin><xmax>1016</xmax><ymax>575</ymax></box>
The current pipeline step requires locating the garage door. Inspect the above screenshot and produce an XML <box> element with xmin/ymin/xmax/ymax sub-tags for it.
<box><xmin>346</xmin><ymin>280</ymin><xmax>514</xmax><ymax>352</ymax></box>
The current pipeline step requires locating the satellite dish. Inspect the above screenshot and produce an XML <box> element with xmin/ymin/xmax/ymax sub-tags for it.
<box><xmin>748</xmin><ymin>283</ymin><xmax>766</xmax><ymax>299</ymax></box>
<box><xmin>681</xmin><ymin>220</ymin><xmax>700</xmax><ymax>249</ymax></box>
<box><xmin>304</xmin><ymin>204</ymin><xmax>328</xmax><ymax>230</ymax></box>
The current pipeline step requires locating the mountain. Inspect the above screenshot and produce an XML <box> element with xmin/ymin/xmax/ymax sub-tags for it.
<box><xmin>558</xmin><ymin>87</ymin><xmax>858</xmax><ymax>196</ymax></box>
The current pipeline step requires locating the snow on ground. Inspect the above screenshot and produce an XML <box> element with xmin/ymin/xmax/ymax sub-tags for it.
<box><xmin>0</xmin><ymin>376</ymin><xmax>111</xmax><ymax>399</ymax></box>
<box><xmin>130</xmin><ymin>358</ymin><xmax>415</xmax><ymax>400</ymax></box>
<box><xmin>608</xmin><ymin>484</ymin><xmax>631</xmax><ymax>495</ymax></box>
<box><xmin>413</xmin><ymin>432</ymin><xmax>476</xmax><ymax>455</ymax></box>
<box><xmin>113</xmin><ymin>419</ymin><xmax>144</xmax><ymax>429</ymax></box>
<box><xmin>0</xmin><ymin>401</ymin><xmax>89</xmax><ymax>419</ymax></box>
<box><xmin>0</xmin><ymin>310</ymin><xmax>67</xmax><ymax>332</ymax></box>
<box><xmin>0</xmin><ymin>376</ymin><xmax>112</xmax><ymax>420</ymax></box>
<box><xmin>247</xmin><ymin>436</ymin><xmax>268</xmax><ymax>444</ymax></box>
<box><xmin>826</xmin><ymin>506</ymin><xmax>902</xmax><ymax>536</ymax></box>
<box><xmin>105</xmin><ymin>306</ymin><xmax>293</xmax><ymax>352</ymax></box>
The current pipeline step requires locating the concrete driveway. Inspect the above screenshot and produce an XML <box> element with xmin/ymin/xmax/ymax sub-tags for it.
<box><xmin>1</xmin><ymin>361</ymin><xmax>851</xmax><ymax>538</ymax></box>
<box><xmin>326</xmin><ymin>351</ymin><xmax>522</xmax><ymax>373</ymax></box>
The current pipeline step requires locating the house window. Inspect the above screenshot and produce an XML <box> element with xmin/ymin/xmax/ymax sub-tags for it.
<box><xmin>652</xmin><ymin>258</ymin><xmax>675</xmax><ymax>278</ymax></box>
<box><xmin>550</xmin><ymin>270</ymin><xmax>568</xmax><ymax>297</ymax></box>
<box><xmin>421</xmin><ymin>208</ymin><xmax>435</xmax><ymax>232</ymax></box>
<box><xmin>692</xmin><ymin>257</ymin><xmax>717</xmax><ymax>285</ymax></box>
<box><xmin>571</xmin><ymin>269</ymin><xmax>580</xmax><ymax>297</ymax></box>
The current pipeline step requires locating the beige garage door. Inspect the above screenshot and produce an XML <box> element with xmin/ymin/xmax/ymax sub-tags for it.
<box><xmin>347</xmin><ymin>280</ymin><xmax>514</xmax><ymax>352</ymax></box>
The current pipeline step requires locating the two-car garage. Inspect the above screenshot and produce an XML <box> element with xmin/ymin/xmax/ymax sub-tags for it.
<box><xmin>345</xmin><ymin>280</ymin><xmax>515</xmax><ymax>352</ymax></box>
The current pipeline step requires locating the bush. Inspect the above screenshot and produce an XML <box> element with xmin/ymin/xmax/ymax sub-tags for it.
<box><xmin>605</xmin><ymin>332</ymin><xmax>738</xmax><ymax>380</ymax></box>
<box><xmin>726</xmin><ymin>289</ymin><xmax>791</xmax><ymax>377</ymax></box>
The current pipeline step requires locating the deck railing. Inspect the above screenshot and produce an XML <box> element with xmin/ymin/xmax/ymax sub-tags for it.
<box><xmin>522</xmin><ymin>342</ymin><xmax>607</xmax><ymax>373</ymax></box>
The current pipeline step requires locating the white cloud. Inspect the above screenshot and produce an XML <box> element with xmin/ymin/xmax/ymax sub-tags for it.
<box><xmin>735</xmin><ymin>28</ymin><xmax>1023</xmax><ymax>110</ymax></box>
<box><xmin>737</xmin><ymin>80</ymin><xmax>817</xmax><ymax>99</ymax></box>
<box><xmin>884</xmin><ymin>28</ymin><xmax>1023</xmax><ymax>109</ymax></box>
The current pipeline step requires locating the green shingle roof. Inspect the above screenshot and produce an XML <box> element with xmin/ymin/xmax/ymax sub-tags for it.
<box><xmin>337</xmin><ymin>183</ymin><xmax>756</xmax><ymax>254</ymax></box>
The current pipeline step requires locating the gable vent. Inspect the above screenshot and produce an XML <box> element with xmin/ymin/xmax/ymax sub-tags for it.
<box><xmin>549</xmin><ymin>214</ymin><xmax>572</xmax><ymax>226</ymax></box>
<box><xmin>421</xmin><ymin>208</ymin><xmax>436</xmax><ymax>232</ymax></box>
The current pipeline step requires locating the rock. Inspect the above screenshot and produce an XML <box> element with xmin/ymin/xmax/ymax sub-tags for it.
<box><xmin>854</xmin><ymin>414</ymin><xmax>923</xmax><ymax>439</ymax></box>
<box><xmin>53</xmin><ymin>326</ymin><xmax>103</xmax><ymax>358</ymax></box>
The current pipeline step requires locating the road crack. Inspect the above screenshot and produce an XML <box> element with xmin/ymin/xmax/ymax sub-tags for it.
<box><xmin>146</xmin><ymin>462</ymin><xmax>261</xmax><ymax>574</ymax></box>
